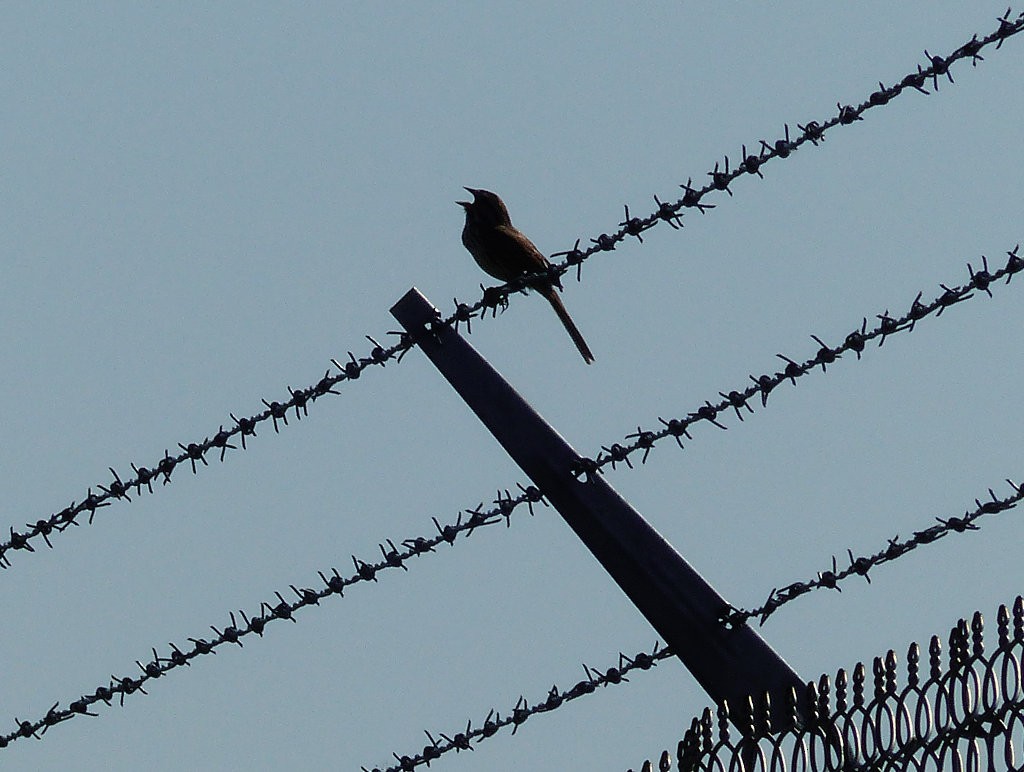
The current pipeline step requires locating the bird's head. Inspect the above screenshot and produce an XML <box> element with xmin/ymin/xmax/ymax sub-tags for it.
<box><xmin>457</xmin><ymin>187</ymin><xmax>512</xmax><ymax>228</ymax></box>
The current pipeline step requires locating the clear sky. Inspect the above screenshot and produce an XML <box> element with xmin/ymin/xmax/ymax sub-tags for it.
<box><xmin>2</xmin><ymin>3</ymin><xmax>1022</xmax><ymax>770</ymax></box>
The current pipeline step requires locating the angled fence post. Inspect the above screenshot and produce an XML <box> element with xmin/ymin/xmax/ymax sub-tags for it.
<box><xmin>391</xmin><ymin>288</ymin><xmax>806</xmax><ymax>731</ymax></box>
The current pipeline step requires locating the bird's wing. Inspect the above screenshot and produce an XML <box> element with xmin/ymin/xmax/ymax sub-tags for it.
<box><xmin>493</xmin><ymin>225</ymin><xmax>551</xmax><ymax>275</ymax></box>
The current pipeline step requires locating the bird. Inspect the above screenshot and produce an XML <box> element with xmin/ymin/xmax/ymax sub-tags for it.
<box><xmin>457</xmin><ymin>187</ymin><xmax>594</xmax><ymax>364</ymax></box>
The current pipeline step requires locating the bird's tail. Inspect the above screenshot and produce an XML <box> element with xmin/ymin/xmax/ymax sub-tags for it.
<box><xmin>539</xmin><ymin>287</ymin><xmax>595</xmax><ymax>364</ymax></box>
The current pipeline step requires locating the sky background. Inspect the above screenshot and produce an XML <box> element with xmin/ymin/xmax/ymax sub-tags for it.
<box><xmin>2</xmin><ymin>3</ymin><xmax>1022</xmax><ymax>770</ymax></box>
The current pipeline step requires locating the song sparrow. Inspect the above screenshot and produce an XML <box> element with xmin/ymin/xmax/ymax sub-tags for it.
<box><xmin>458</xmin><ymin>188</ymin><xmax>594</xmax><ymax>364</ymax></box>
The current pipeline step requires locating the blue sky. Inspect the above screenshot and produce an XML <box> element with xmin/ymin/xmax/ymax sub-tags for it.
<box><xmin>2</xmin><ymin>4</ymin><xmax>1022</xmax><ymax>770</ymax></box>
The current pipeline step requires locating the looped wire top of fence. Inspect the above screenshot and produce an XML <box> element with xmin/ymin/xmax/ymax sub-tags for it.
<box><xmin>628</xmin><ymin>595</ymin><xmax>1024</xmax><ymax>772</ymax></box>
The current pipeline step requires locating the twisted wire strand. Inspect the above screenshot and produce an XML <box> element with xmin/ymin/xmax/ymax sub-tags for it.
<box><xmin>574</xmin><ymin>245</ymin><xmax>1023</xmax><ymax>479</ymax></box>
<box><xmin>474</xmin><ymin>7</ymin><xmax>1023</xmax><ymax>296</ymax></box>
<box><xmin>0</xmin><ymin>485</ymin><xmax>544</xmax><ymax>750</ymax></box>
<box><xmin>721</xmin><ymin>478</ymin><xmax>1024</xmax><ymax>627</ymax></box>
<box><xmin>5</xmin><ymin>8</ymin><xmax>1019</xmax><ymax>568</ymax></box>
<box><xmin>369</xmin><ymin>643</ymin><xmax>676</xmax><ymax>772</ymax></box>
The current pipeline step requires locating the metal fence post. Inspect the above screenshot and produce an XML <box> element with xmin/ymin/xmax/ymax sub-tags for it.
<box><xmin>391</xmin><ymin>288</ymin><xmax>805</xmax><ymax>731</ymax></box>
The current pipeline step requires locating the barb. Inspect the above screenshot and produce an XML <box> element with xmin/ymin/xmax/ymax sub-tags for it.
<box><xmin>721</xmin><ymin>478</ymin><xmax>1024</xmax><ymax>627</ymax></box>
<box><xmin>364</xmin><ymin>642</ymin><xmax>676</xmax><ymax>772</ymax></box>
<box><xmin>571</xmin><ymin>246</ymin><xmax>1023</xmax><ymax>479</ymax></box>
<box><xmin>5</xmin><ymin>9</ymin><xmax>1020</xmax><ymax>567</ymax></box>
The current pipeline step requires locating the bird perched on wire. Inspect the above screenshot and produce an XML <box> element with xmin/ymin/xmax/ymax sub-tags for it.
<box><xmin>457</xmin><ymin>187</ymin><xmax>594</xmax><ymax>364</ymax></box>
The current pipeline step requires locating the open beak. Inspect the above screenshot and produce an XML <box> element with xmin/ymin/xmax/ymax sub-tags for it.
<box><xmin>457</xmin><ymin>187</ymin><xmax>477</xmax><ymax>208</ymax></box>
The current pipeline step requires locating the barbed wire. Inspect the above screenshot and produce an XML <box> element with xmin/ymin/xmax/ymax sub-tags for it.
<box><xmin>0</xmin><ymin>483</ymin><xmax>549</xmax><ymax>750</ymax></box>
<box><xmin>572</xmin><ymin>245</ymin><xmax>1024</xmax><ymax>479</ymax></box>
<box><xmin>720</xmin><ymin>478</ymin><xmax>1024</xmax><ymax>627</ymax></box>
<box><xmin>0</xmin><ymin>341</ymin><xmax>407</xmax><ymax>568</ymax></box>
<box><xmin>5</xmin><ymin>7</ymin><xmax>1019</xmax><ymax>569</ymax></box>
<box><xmin>365</xmin><ymin>642</ymin><xmax>677</xmax><ymax>772</ymax></box>
<box><xmin>489</xmin><ymin>6</ymin><xmax>1024</xmax><ymax>293</ymax></box>
<box><xmin>3</xmin><ymin>236</ymin><xmax>1018</xmax><ymax>753</ymax></box>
